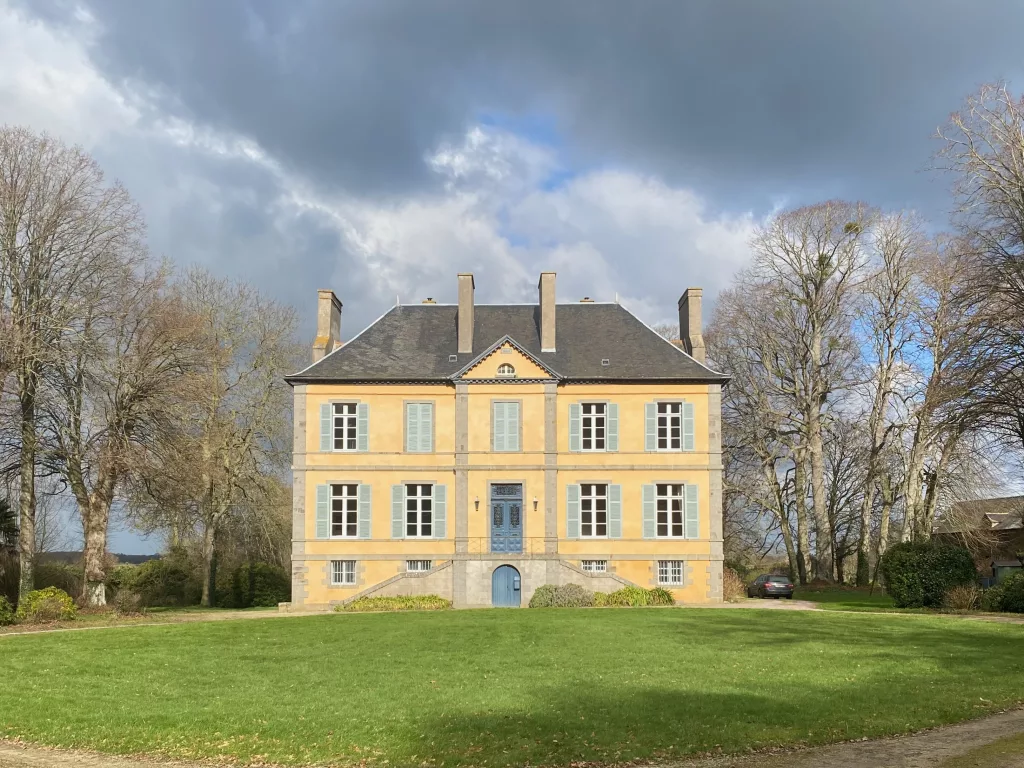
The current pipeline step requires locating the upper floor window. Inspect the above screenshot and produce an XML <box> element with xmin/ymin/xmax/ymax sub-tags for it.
<box><xmin>657</xmin><ymin>402</ymin><xmax>682</xmax><ymax>450</ymax></box>
<box><xmin>581</xmin><ymin>403</ymin><xmax>606</xmax><ymax>451</ymax></box>
<box><xmin>492</xmin><ymin>401</ymin><xmax>521</xmax><ymax>451</ymax></box>
<box><xmin>405</xmin><ymin>402</ymin><xmax>434</xmax><ymax>453</ymax></box>
<box><xmin>333</xmin><ymin>402</ymin><xmax>358</xmax><ymax>451</ymax></box>
<box><xmin>645</xmin><ymin>401</ymin><xmax>694</xmax><ymax>452</ymax></box>
<box><xmin>496</xmin><ymin>363</ymin><xmax>516</xmax><ymax>378</ymax></box>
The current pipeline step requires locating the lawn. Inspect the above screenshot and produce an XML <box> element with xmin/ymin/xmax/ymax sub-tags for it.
<box><xmin>1</xmin><ymin>609</ymin><xmax>1023</xmax><ymax>767</ymax></box>
<box><xmin>794</xmin><ymin>584</ymin><xmax>903</xmax><ymax>612</ymax></box>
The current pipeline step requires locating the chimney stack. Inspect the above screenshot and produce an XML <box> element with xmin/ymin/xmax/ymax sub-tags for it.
<box><xmin>539</xmin><ymin>272</ymin><xmax>556</xmax><ymax>352</ymax></box>
<box><xmin>457</xmin><ymin>273</ymin><xmax>475</xmax><ymax>354</ymax></box>
<box><xmin>312</xmin><ymin>289</ymin><xmax>342</xmax><ymax>363</ymax></box>
<box><xmin>678</xmin><ymin>288</ymin><xmax>705</xmax><ymax>364</ymax></box>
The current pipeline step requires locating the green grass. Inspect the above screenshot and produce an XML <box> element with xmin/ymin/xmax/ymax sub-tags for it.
<box><xmin>1</xmin><ymin>609</ymin><xmax>1023</xmax><ymax>766</ymax></box>
<box><xmin>795</xmin><ymin>585</ymin><xmax>906</xmax><ymax>612</ymax></box>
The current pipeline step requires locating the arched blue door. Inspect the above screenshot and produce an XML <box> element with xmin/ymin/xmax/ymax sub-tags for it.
<box><xmin>492</xmin><ymin>565</ymin><xmax>521</xmax><ymax>607</ymax></box>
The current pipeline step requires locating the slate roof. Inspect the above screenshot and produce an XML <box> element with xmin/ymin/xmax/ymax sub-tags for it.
<box><xmin>287</xmin><ymin>303</ymin><xmax>728</xmax><ymax>384</ymax></box>
<box><xmin>935</xmin><ymin>496</ymin><xmax>1024</xmax><ymax>533</ymax></box>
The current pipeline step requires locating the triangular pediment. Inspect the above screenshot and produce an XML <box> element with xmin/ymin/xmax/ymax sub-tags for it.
<box><xmin>454</xmin><ymin>336</ymin><xmax>559</xmax><ymax>380</ymax></box>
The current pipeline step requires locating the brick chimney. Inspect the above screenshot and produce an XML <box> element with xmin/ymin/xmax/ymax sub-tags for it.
<box><xmin>678</xmin><ymin>287</ymin><xmax>705</xmax><ymax>364</ymax></box>
<box><xmin>539</xmin><ymin>272</ymin><xmax>556</xmax><ymax>352</ymax></box>
<box><xmin>312</xmin><ymin>289</ymin><xmax>342</xmax><ymax>363</ymax></box>
<box><xmin>457</xmin><ymin>273</ymin><xmax>475</xmax><ymax>354</ymax></box>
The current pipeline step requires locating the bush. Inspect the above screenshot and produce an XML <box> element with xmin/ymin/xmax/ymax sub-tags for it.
<box><xmin>879</xmin><ymin>541</ymin><xmax>977</xmax><ymax>608</ymax></box>
<box><xmin>112</xmin><ymin>590</ymin><xmax>146</xmax><ymax>617</ymax></box>
<box><xmin>528</xmin><ymin>584</ymin><xmax>558</xmax><ymax>608</ymax></box>
<box><xmin>550</xmin><ymin>583</ymin><xmax>595</xmax><ymax>607</ymax></box>
<box><xmin>229</xmin><ymin>562</ymin><xmax>291</xmax><ymax>608</ymax></box>
<box><xmin>337</xmin><ymin>595</ymin><xmax>451</xmax><ymax>612</ymax></box>
<box><xmin>723</xmin><ymin>567</ymin><xmax>746</xmax><ymax>602</ymax></box>
<box><xmin>593</xmin><ymin>591</ymin><xmax>609</xmax><ymax>607</ymax></box>
<box><xmin>983</xmin><ymin>572</ymin><xmax>1024</xmax><ymax>613</ymax></box>
<box><xmin>105</xmin><ymin>564</ymin><xmax>137</xmax><ymax>597</ymax></box>
<box><xmin>33</xmin><ymin>562</ymin><xmax>83</xmax><ymax>596</ymax></box>
<box><xmin>129</xmin><ymin>558</ymin><xmax>201</xmax><ymax>607</ymax></box>
<box><xmin>606</xmin><ymin>586</ymin><xmax>675</xmax><ymax>607</ymax></box>
<box><xmin>942</xmin><ymin>584</ymin><xmax>981</xmax><ymax>613</ymax></box>
<box><xmin>0</xmin><ymin>595</ymin><xmax>15</xmax><ymax>626</ymax></box>
<box><xmin>15</xmin><ymin>587</ymin><xmax>76</xmax><ymax>623</ymax></box>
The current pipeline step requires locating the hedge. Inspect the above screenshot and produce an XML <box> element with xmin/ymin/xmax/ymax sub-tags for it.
<box><xmin>228</xmin><ymin>562</ymin><xmax>291</xmax><ymax>608</ymax></box>
<box><xmin>337</xmin><ymin>595</ymin><xmax>451</xmax><ymax>612</ymax></box>
<box><xmin>879</xmin><ymin>541</ymin><xmax>977</xmax><ymax>608</ymax></box>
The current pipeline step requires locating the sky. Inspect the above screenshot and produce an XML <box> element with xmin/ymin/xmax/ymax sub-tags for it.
<box><xmin>3</xmin><ymin>0</ymin><xmax>1024</xmax><ymax>552</ymax></box>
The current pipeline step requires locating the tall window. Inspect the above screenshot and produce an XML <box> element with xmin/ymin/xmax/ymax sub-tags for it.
<box><xmin>333</xmin><ymin>402</ymin><xmax>358</xmax><ymax>451</ymax></box>
<box><xmin>657</xmin><ymin>402</ymin><xmax>682</xmax><ymax>450</ymax></box>
<box><xmin>656</xmin><ymin>484</ymin><xmax>685</xmax><ymax>538</ymax></box>
<box><xmin>405</xmin><ymin>484</ymin><xmax>433</xmax><ymax>537</ymax></box>
<box><xmin>658</xmin><ymin>560</ymin><xmax>683</xmax><ymax>585</ymax></box>
<box><xmin>580</xmin><ymin>483</ymin><xmax>608</xmax><ymax>538</ymax></box>
<box><xmin>331</xmin><ymin>484</ymin><xmax>359</xmax><ymax>537</ymax></box>
<box><xmin>331</xmin><ymin>560</ymin><xmax>356</xmax><ymax>585</ymax></box>
<box><xmin>581</xmin><ymin>403</ymin><xmax>606</xmax><ymax>451</ymax></box>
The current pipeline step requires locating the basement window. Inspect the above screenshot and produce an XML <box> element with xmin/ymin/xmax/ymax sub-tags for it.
<box><xmin>582</xmin><ymin>560</ymin><xmax>607</xmax><ymax>573</ymax></box>
<box><xmin>496</xmin><ymin>363</ymin><xmax>516</xmax><ymax>378</ymax></box>
<box><xmin>407</xmin><ymin>560</ymin><xmax>432</xmax><ymax>573</ymax></box>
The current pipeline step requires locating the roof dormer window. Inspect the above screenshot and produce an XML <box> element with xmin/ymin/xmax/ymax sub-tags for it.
<box><xmin>496</xmin><ymin>363</ymin><xmax>516</xmax><ymax>379</ymax></box>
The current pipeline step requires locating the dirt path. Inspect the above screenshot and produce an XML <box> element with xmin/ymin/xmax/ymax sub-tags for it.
<box><xmin>2</xmin><ymin>709</ymin><xmax>1024</xmax><ymax>768</ymax></box>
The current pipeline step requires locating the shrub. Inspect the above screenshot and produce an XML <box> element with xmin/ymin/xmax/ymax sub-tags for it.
<box><xmin>648</xmin><ymin>587</ymin><xmax>676</xmax><ymax>605</ymax></box>
<box><xmin>550</xmin><ymin>583</ymin><xmax>594</xmax><ymax>607</ymax></box>
<box><xmin>879</xmin><ymin>541</ymin><xmax>977</xmax><ymax>608</ymax></box>
<box><xmin>130</xmin><ymin>558</ymin><xmax>201</xmax><ymax>607</ymax></box>
<box><xmin>33</xmin><ymin>562</ymin><xmax>83</xmax><ymax>596</ymax></box>
<box><xmin>528</xmin><ymin>584</ymin><xmax>558</xmax><ymax>608</ymax></box>
<box><xmin>606</xmin><ymin>586</ymin><xmax>675</xmax><ymax>607</ymax></box>
<box><xmin>105</xmin><ymin>564</ymin><xmax>137</xmax><ymax>597</ymax></box>
<box><xmin>0</xmin><ymin>595</ymin><xmax>15</xmax><ymax>626</ymax></box>
<box><xmin>942</xmin><ymin>584</ymin><xmax>981</xmax><ymax>613</ymax></box>
<box><xmin>229</xmin><ymin>562</ymin><xmax>291</xmax><ymax>608</ymax></box>
<box><xmin>985</xmin><ymin>572</ymin><xmax>1024</xmax><ymax>614</ymax></box>
<box><xmin>337</xmin><ymin>595</ymin><xmax>451</xmax><ymax>612</ymax></box>
<box><xmin>112</xmin><ymin>590</ymin><xmax>145</xmax><ymax>617</ymax></box>
<box><xmin>723</xmin><ymin>567</ymin><xmax>746</xmax><ymax>602</ymax></box>
<box><xmin>15</xmin><ymin>586</ymin><xmax>76</xmax><ymax>623</ymax></box>
<box><xmin>593</xmin><ymin>591</ymin><xmax>609</xmax><ymax>607</ymax></box>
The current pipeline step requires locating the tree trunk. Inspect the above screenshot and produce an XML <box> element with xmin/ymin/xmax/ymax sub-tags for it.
<box><xmin>874</xmin><ymin>475</ymin><xmax>896</xmax><ymax>582</ymax></box>
<box><xmin>17</xmin><ymin>369</ymin><xmax>36</xmax><ymax>599</ymax></box>
<box><xmin>855</xmin><ymin>481</ymin><xmax>877</xmax><ymax>586</ymax></box>
<box><xmin>81</xmin><ymin>499</ymin><xmax>110</xmax><ymax>607</ymax></box>
<box><xmin>200</xmin><ymin>519</ymin><xmax>218</xmax><ymax>607</ymax></box>
<box><xmin>793</xmin><ymin>459</ymin><xmax>812</xmax><ymax>585</ymax></box>
<box><xmin>806</xmin><ymin>406</ymin><xmax>834</xmax><ymax>581</ymax></box>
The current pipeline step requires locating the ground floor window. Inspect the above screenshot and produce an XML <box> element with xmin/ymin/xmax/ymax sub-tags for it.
<box><xmin>406</xmin><ymin>560</ymin><xmax>432</xmax><ymax>573</ymax></box>
<box><xmin>658</xmin><ymin>560</ymin><xmax>683</xmax><ymax>585</ymax></box>
<box><xmin>331</xmin><ymin>483</ymin><xmax>359</xmax><ymax>538</ymax></box>
<box><xmin>331</xmin><ymin>560</ymin><xmax>356</xmax><ymax>585</ymax></box>
<box><xmin>580</xmin><ymin>483</ymin><xmax>608</xmax><ymax>537</ymax></box>
<box><xmin>582</xmin><ymin>560</ymin><xmax>607</xmax><ymax>573</ymax></box>
<box><xmin>406</xmin><ymin>484</ymin><xmax>433</xmax><ymax>537</ymax></box>
<box><xmin>656</xmin><ymin>484</ymin><xmax>685</xmax><ymax>538</ymax></box>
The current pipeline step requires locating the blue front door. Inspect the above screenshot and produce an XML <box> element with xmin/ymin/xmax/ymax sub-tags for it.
<box><xmin>490</xmin><ymin>484</ymin><xmax>523</xmax><ymax>553</ymax></box>
<box><xmin>492</xmin><ymin>565</ymin><xmax>521</xmax><ymax>607</ymax></box>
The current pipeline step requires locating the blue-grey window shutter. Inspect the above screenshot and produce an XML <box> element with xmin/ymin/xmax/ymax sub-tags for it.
<box><xmin>493</xmin><ymin>401</ymin><xmax>506</xmax><ymax>451</ymax></box>
<box><xmin>420</xmin><ymin>403</ymin><xmax>433</xmax><ymax>452</ymax></box>
<box><xmin>644</xmin><ymin>403</ymin><xmax>657</xmax><ymax>451</ymax></box>
<box><xmin>356</xmin><ymin>403</ymin><xmax>369</xmax><ymax>452</ymax></box>
<box><xmin>566</xmin><ymin>484</ymin><xmax>580</xmax><ymax>539</ymax></box>
<box><xmin>506</xmin><ymin>402</ymin><xmax>520</xmax><ymax>451</ymax></box>
<box><xmin>358</xmin><ymin>484</ymin><xmax>372</xmax><ymax>539</ymax></box>
<box><xmin>316</xmin><ymin>484</ymin><xmax>330</xmax><ymax>539</ymax></box>
<box><xmin>568</xmin><ymin>403</ymin><xmax>581</xmax><ymax>452</ymax></box>
<box><xmin>642</xmin><ymin>484</ymin><xmax>656</xmax><ymax>539</ymax></box>
<box><xmin>682</xmin><ymin>401</ymin><xmax>695</xmax><ymax>452</ymax></box>
<box><xmin>606</xmin><ymin>403</ymin><xmax>619</xmax><ymax>452</ymax></box>
<box><xmin>608</xmin><ymin>484</ymin><xmax>622</xmax><ymax>538</ymax></box>
<box><xmin>405</xmin><ymin>403</ymin><xmax>419</xmax><ymax>452</ymax></box>
<box><xmin>685</xmin><ymin>483</ymin><xmax>699</xmax><ymax>539</ymax></box>
<box><xmin>433</xmin><ymin>484</ymin><xmax>447</xmax><ymax>538</ymax></box>
<box><xmin>391</xmin><ymin>485</ymin><xmax>405</xmax><ymax>538</ymax></box>
<box><xmin>320</xmin><ymin>403</ymin><xmax>332</xmax><ymax>451</ymax></box>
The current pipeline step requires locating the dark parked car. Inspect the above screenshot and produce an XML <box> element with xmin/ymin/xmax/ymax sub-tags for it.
<box><xmin>747</xmin><ymin>574</ymin><xmax>795</xmax><ymax>599</ymax></box>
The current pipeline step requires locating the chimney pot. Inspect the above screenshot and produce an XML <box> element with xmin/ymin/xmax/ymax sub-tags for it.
<box><xmin>580</xmin><ymin>296</ymin><xmax>594</xmax><ymax>303</ymax></box>
<box><xmin>312</xmin><ymin>289</ymin><xmax>342</xmax><ymax>363</ymax></box>
<box><xmin>422</xmin><ymin>297</ymin><xmax>436</xmax><ymax>304</ymax></box>
<box><xmin>457</xmin><ymin>273</ymin><xmax>475</xmax><ymax>354</ymax></box>
<box><xmin>539</xmin><ymin>272</ymin><xmax>556</xmax><ymax>352</ymax></box>
<box><xmin>678</xmin><ymin>287</ymin><xmax>705</xmax><ymax>364</ymax></box>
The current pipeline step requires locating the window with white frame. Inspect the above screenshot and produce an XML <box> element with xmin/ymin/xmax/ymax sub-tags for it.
<box><xmin>657</xmin><ymin>402</ymin><xmax>682</xmax><ymax>450</ymax></box>
<box><xmin>333</xmin><ymin>402</ymin><xmax>359</xmax><ymax>451</ymax></box>
<box><xmin>406</xmin><ymin>560</ymin><xmax>432</xmax><ymax>573</ymax></box>
<box><xmin>405</xmin><ymin>484</ymin><xmax>433</xmax><ymax>537</ymax></box>
<box><xmin>580</xmin><ymin>483</ymin><xmax>608</xmax><ymax>537</ymax></box>
<box><xmin>658</xmin><ymin>560</ymin><xmax>684</xmax><ymax>585</ymax></box>
<box><xmin>330</xmin><ymin>484</ymin><xmax>359</xmax><ymax>538</ymax></box>
<box><xmin>581</xmin><ymin>403</ymin><xmax>606</xmax><ymax>451</ymax></box>
<box><xmin>582</xmin><ymin>560</ymin><xmax>607</xmax><ymax>573</ymax></box>
<box><xmin>496</xmin><ymin>363</ymin><xmax>516</xmax><ymax>378</ymax></box>
<box><xmin>656</xmin><ymin>484</ymin><xmax>685</xmax><ymax>538</ymax></box>
<box><xmin>331</xmin><ymin>560</ymin><xmax>356</xmax><ymax>585</ymax></box>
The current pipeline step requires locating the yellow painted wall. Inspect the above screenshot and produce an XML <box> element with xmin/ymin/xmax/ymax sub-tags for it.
<box><xmin>462</xmin><ymin>344</ymin><xmax>552</xmax><ymax>379</ymax></box>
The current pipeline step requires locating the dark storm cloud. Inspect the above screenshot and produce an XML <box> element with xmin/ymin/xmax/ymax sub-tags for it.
<box><xmin>27</xmin><ymin>0</ymin><xmax>1024</xmax><ymax>215</ymax></box>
